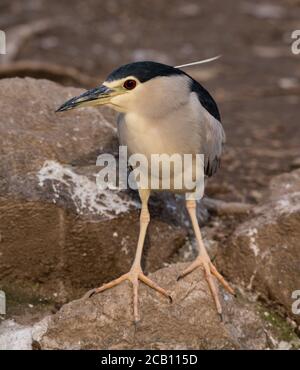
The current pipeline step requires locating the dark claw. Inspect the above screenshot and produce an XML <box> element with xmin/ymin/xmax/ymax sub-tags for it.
<box><xmin>89</xmin><ymin>290</ymin><xmax>96</xmax><ymax>298</ymax></box>
<box><xmin>83</xmin><ymin>289</ymin><xmax>97</xmax><ymax>299</ymax></box>
<box><xmin>168</xmin><ymin>295</ymin><xmax>173</xmax><ymax>304</ymax></box>
<box><xmin>134</xmin><ymin>319</ymin><xmax>141</xmax><ymax>332</ymax></box>
<box><xmin>176</xmin><ymin>275</ymin><xmax>183</xmax><ymax>282</ymax></box>
<box><xmin>219</xmin><ymin>313</ymin><xmax>224</xmax><ymax>322</ymax></box>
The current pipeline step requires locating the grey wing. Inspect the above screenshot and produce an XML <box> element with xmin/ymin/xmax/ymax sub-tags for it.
<box><xmin>201</xmin><ymin>115</ymin><xmax>225</xmax><ymax>177</ymax></box>
<box><xmin>190</xmin><ymin>79</ymin><xmax>225</xmax><ymax>177</ymax></box>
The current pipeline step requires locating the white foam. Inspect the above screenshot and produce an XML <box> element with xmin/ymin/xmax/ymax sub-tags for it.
<box><xmin>247</xmin><ymin>228</ymin><xmax>259</xmax><ymax>257</ymax></box>
<box><xmin>37</xmin><ymin>160</ymin><xmax>137</xmax><ymax>219</ymax></box>
<box><xmin>0</xmin><ymin>320</ymin><xmax>33</xmax><ymax>350</ymax></box>
<box><xmin>275</xmin><ymin>193</ymin><xmax>300</xmax><ymax>215</ymax></box>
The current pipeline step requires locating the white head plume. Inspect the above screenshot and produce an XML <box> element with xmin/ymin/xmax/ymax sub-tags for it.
<box><xmin>175</xmin><ymin>55</ymin><xmax>221</xmax><ymax>69</ymax></box>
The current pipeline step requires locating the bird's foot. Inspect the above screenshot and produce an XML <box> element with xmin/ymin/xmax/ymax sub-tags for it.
<box><xmin>177</xmin><ymin>255</ymin><xmax>235</xmax><ymax>320</ymax></box>
<box><xmin>84</xmin><ymin>266</ymin><xmax>172</xmax><ymax>323</ymax></box>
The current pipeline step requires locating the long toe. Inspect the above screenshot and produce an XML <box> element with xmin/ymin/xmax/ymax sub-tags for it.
<box><xmin>203</xmin><ymin>263</ymin><xmax>223</xmax><ymax>316</ymax></box>
<box><xmin>139</xmin><ymin>273</ymin><xmax>172</xmax><ymax>302</ymax></box>
<box><xmin>209</xmin><ymin>263</ymin><xmax>235</xmax><ymax>295</ymax></box>
<box><xmin>177</xmin><ymin>256</ymin><xmax>234</xmax><ymax>317</ymax></box>
<box><xmin>177</xmin><ymin>259</ymin><xmax>203</xmax><ymax>281</ymax></box>
<box><xmin>84</xmin><ymin>273</ymin><xmax>129</xmax><ymax>299</ymax></box>
<box><xmin>83</xmin><ymin>268</ymin><xmax>170</xmax><ymax>323</ymax></box>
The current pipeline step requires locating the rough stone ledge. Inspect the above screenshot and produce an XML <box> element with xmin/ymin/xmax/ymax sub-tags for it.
<box><xmin>33</xmin><ymin>263</ymin><xmax>272</xmax><ymax>350</ymax></box>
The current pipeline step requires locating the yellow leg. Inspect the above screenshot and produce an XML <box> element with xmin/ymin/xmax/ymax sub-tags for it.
<box><xmin>178</xmin><ymin>200</ymin><xmax>235</xmax><ymax>319</ymax></box>
<box><xmin>85</xmin><ymin>189</ymin><xmax>171</xmax><ymax>323</ymax></box>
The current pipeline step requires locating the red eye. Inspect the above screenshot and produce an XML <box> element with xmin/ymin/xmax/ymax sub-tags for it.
<box><xmin>123</xmin><ymin>79</ymin><xmax>137</xmax><ymax>90</ymax></box>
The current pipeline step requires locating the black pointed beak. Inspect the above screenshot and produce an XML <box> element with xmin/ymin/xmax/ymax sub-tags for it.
<box><xmin>56</xmin><ymin>85</ymin><xmax>114</xmax><ymax>112</ymax></box>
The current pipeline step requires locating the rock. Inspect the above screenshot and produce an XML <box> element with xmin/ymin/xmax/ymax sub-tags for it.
<box><xmin>35</xmin><ymin>263</ymin><xmax>271</xmax><ymax>350</ymax></box>
<box><xmin>0</xmin><ymin>320</ymin><xmax>33</xmax><ymax>350</ymax></box>
<box><xmin>0</xmin><ymin>78</ymin><xmax>187</xmax><ymax>303</ymax></box>
<box><xmin>0</xmin><ymin>316</ymin><xmax>50</xmax><ymax>350</ymax></box>
<box><xmin>217</xmin><ymin>169</ymin><xmax>300</xmax><ymax>323</ymax></box>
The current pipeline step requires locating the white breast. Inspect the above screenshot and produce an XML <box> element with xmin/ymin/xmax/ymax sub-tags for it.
<box><xmin>118</xmin><ymin>93</ymin><xmax>203</xmax><ymax>159</ymax></box>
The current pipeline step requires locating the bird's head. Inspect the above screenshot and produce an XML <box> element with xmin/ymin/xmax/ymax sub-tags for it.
<box><xmin>56</xmin><ymin>61</ymin><xmax>191</xmax><ymax>117</ymax></box>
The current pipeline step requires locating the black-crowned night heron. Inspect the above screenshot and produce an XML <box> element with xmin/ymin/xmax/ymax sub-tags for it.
<box><xmin>57</xmin><ymin>61</ymin><xmax>234</xmax><ymax>322</ymax></box>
